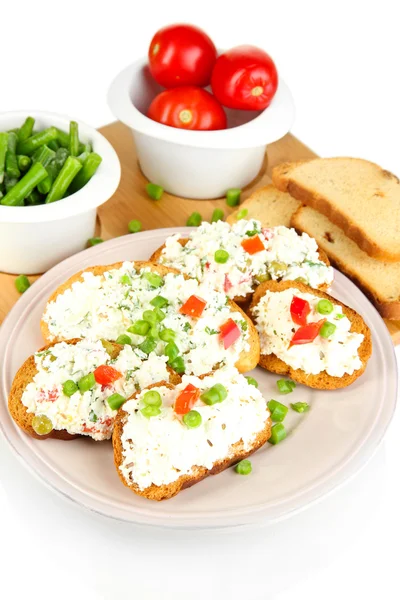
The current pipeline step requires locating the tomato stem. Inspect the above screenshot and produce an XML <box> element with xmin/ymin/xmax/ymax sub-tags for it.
<box><xmin>179</xmin><ymin>109</ymin><xmax>192</xmax><ymax>124</ymax></box>
<box><xmin>251</xmin><ymin>86</ymin><xmax>264</xmax><ymax>97</ymax></box>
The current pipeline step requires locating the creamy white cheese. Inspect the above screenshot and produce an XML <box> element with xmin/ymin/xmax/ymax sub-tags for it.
<box><xmin>42</xmin><ymin>263</ymin><xmax>249</xmax><ymax>376</ymax></box>
<box><xmin>252</xmin><ymin>289</ymin><xmax>364</xmax><ymax>377</ymax></box>
<box><xmin>21</xmin><ymin>339</ymin><xmax>169</xmax><ymax>440</ymax></box>
<box><xmin>119</xmin><ymin>366</ymin><xmax>269</xmax><ymax>490</ymax></box>
<box><xmin>158</xmin><ymin>220</ymin><xmax>333</xmax><ymax>297</ymax></box>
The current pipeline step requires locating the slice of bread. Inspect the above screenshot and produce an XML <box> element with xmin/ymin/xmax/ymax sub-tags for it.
<box><xmin>113</xmin><ymin>379</ymin><xmax>272</xmax><ymax>501</ymax></box>
<box><xmin>249</xmin><ymin>280</ymin><xmax>372</xmax><ymax>389</ymax></box>
<box><xmin>41</xmin><ymin>261</ymin><xmax>259</xmax><ymax>374</ymax></box>
<box><xmin>272</xmin><ymin>158</ymin><xmax>400</xmax><ymax>262</ymax></box>
<box><xmin>227</xmin><ymin>184</ymin><xmax>301</xmax><ymax>227</ymax></box>
<box><xmin>292</xmin><ymin>206</ymin><xmax>400</xmax><ymax>320</ymax></box>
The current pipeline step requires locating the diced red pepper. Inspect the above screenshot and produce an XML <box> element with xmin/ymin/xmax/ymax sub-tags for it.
<box><xmin>224</xmin><ymin>274</ymin><xmax>233</xmax><ymax>293</ymax></box>
<box><xmin>37</xmin><ymin>386</ymin><xmax>59</xmax><ymax>403</ymax></box>
<box><xmin>174</xmin><ymin>383</ymin><xmax>200</xmax><ymax>415</ymax></box>
<box><xmin>289</xmin><ymin>320</ymin><xmax>326</xmax><ymax>347</ymax></box>
<box><xmin>94</xmin><ymin>365</ymin><xmax>122</xmax><ymax>386</ymax></box>
<box><xmin>179</xmin><ymin>295</ymin><xmax>207</xmax><ymax>318</ymax></box>
<box><xmin>241</xmin><ymin>235</ymin><xmax>265</xmax><ymax>255</ymax></box>
<box><xmin>262</xmin><ymin>227</ymin><xmax>273</xmax><ymax>240</ymax></box>
<box><xmin>220</xmin><ymin>318</ymin><xmax>241</xmax><ymax>349</ymax></box>
<box><xmin>290</xmin><ymin>296</ymin><xmax>311</xmax><ymax>326</ymax></box>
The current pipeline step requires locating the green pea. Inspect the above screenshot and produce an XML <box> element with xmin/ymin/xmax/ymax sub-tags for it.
<box><xmin>62</xmin><ymin>380</ymin><xmax>78</xmax><ymax>397</ymax></box>
<box><xmin>128</xmin><ymin>219</ymin><xmax>142</xmax><ymax>233</ymax></box>
<box><xmin>141</xmin><ymin>405</ymin><xmax>161</xmax><ymax>418</ymax></box>
<box><xmin>142</xmin><ymin>390</ymin><xmax>162</xmax><ymax>407</ymax></box>
<box><xmin>107</xmin><ymin>393</ymin><xmax>126</xmax><ymax>410</ymax></box>
<box><xmin>15</xmin><ymin>274</ymin><xmax>30</xmax><ymax>294</ymax></box>
<box><xmin>319</xmin><ymin>321</ymin><xmax>336</xmax><ymax>338</ymax></box>
<box><xmin>78</xmin><ymin>372</ymin><xmax>95</xmax><ymax>392</ymax></box>
<box><xmin>214</xmin><ymin>249</ymin><xmax>229</xmax><ymax>264</ymax></box>
<box><xmin>235</xmin><ymin>459</ymin><xmax>252</xmax><ymax>475</ymax></box>
<box><xmin>183</xmin><ymin>410</ymin><xmax>202</xmax><ymax>428</ymax></box>
<box><xmin>317</xmin><ymin>299</ymin><xmax>334</xmax><ymax>315</ymax></box>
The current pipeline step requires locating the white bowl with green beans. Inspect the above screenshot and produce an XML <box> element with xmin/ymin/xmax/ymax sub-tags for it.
<box><xmin>0</xmin><ymin>111</ymin><xmax>121</xmax><ymax>274</ymax></box>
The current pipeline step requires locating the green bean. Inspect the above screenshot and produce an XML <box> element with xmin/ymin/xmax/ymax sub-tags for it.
<box><xmin>56</xmin><ymin>127</ymin><xmax>85</xmax><ymax>153</ymax></box>
<box><xmin>5</xmin><ymin>132</ymin><xmax>20</xmax><ymax>179</ymax></box>
<box><xmin>84</xmin><ymin>142</ymin><xmax>92</xmax><ymax>153</ymax></box>
<box><xmin>32</xmin><ymin>145</ymin><xmax>56</xmax><ymax>168</ymax></box>
<box><xmin>68</xmin><ymin>152</ymin><xmax>102</xmax><ymax>194</ymax></box>
<box><xmin>17</xmin><ymin>155</ymin><xmax>31</xmax><ymax>172</ymax></box>
<box><xmin>0</xmin><ymin>190</ymin><xmax>3</xmax><ymax>201</ymax></box>
<box><xmin>69</xmin><ymin>121</ymin><xmax>79</xmax><ymax>156</ymax></box>
<box><xmin>54</xmin><ymin>147</ymin><xmax>70</xmax><ymax>167</ymax></box>
<box><xmin>45</xmin><ymin>156</ymin><xmax>82</xmax><ymax>203</ymax></box>
<box><xmin>25</xmin><ymin>189</ymin><xmax>43</xmax><ymax>205</ymax></box>
<box><xmin>17</xmin><ymin>117</ymin><xmax>35</xmax><ymax>142</ymax></box>
<box><xmin>37</xmin><ymin>152</ymin><xmax>66</xmax><ymax>195</ymax></box>
<box><xmin>0</xmin><ymin>133</ymin><xmax>8</xmax><ymax>184</ymax></box>
<box><xmin>0</xmin><ymin>163</ymin><xmax>47</xmax><ymax>206</ymax></box>
<box><xmin>17</xmin><ymin>127</ymin><xmax>58</xmax><ymax>155</ymax></box>
<box><xmin>77</xmin><ymin>151</ymin><xmax>89</xmax><ymax>164</ymax></box>
<box><xmin>4</xmin><ymin>175</ymin><xmax>18</xmax><ymax>193</ymax></box>
<box><xmin>47</xmin><ymin>139</ymin><xmax>60</xmax><ymax>152</ymax></box>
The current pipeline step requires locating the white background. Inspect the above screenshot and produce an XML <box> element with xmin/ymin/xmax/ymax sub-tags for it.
<box><xmin>1</xmin><ymin>1</ymin><xmax>400</xmax><ymax>598</ymax></box>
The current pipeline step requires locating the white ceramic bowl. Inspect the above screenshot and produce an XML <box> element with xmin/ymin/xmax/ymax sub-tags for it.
<box><xmin>108</xmin><ymin>57</ymin><xmax>295</xmax><ymax>199</ymax></box>
<box><xmin>0</xmin><ymin>111</ymin><xmax>121</xmax><ymax>275</ymax></box>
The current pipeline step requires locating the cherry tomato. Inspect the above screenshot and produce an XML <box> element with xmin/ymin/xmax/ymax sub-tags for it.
<box><xmin>174</xmin><ymin>383</ymin><xmax>200</xmax><ymax>415</ymax></box>
<box><xmin>211</xmin><ymin>45</ymin><xmax>278</xmax><ymax>111</ymax></box>
<box><xmin>289</xmin><ymin>320</ymin><xmax>326</xmax><ymax>347</ymax></box>
<box><xmin>241</xmin><ymin>235</ymin><xmax>265</xmax><ymax>255</ymax></box>
<box><xmin>148</xmin><ymin>24</ymin><xmax>217</xmax><ymax>88</ymax></box>
<box><xmin>148</xmin><ymin>87</ymin><xmax>227</xmax><ymax>131</ymax></box>
<box><xmin>220</xmin><ymin>318</ymin><xmax>241</xmax><ymax>349</ymax></box>
<box><xmin>179</xmin><ymin>294</ymin><xmax>207</xmax><ymax>317</ymax></box>
<box><xmin>93</xmin><ymin>365</ymin><xmax>122</xmax><ymax>386</ymax></box>
<box><xmin>290</xmin><ymin>296</ymin><xmax>311</xmax><ymax>326</ymax></box>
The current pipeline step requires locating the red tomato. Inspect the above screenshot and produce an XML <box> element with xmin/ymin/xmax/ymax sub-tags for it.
<box><xmin>289</xmin><ymin>320</ymin><xmax>326</xmax><ymax>347</ymax></box>
<box><xmin>290</xmin><ymin>296</ymin><xmax>311</xmax><ymax>326</ymax></box>
<box><xmin>241</xmin><ymin>235</ymin><xmax>265</xmax><ymax>255</ymax></box>
<box><xmin>211</xmin><ymin>45</ymin><xmax>278</xmax><ymax>111</ymax></box>
<box><xmin>220</xmin><ymin>318</ymin><xmax>241</xmax><ymax>349</ymax></box>
<box><xmin>94</xmin><ymin>365</ymin><xmax>122</xmax><ymax>386</ymax></box>
<box><xmin>174</xmin><ymin>384</ymin><xmax>200</xmax><ymax>415</ymax></box>
<box><xmin>148</xmin><ymin>24</ymin><xmax>217</xmax><ymax>88</ymax></box>
<box><xmin>148</xmin><ymin>87</ymin><xmax>227</xmax><ymax>131</ymax></box>
<box><xmin>179</xmin><ymin>294</ymin><xmax>207</xmax><ymax>317</ymax></box>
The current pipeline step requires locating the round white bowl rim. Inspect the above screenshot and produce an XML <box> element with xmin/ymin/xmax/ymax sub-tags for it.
<box><xmin>0</xmin><ymin>110</ymin><xmax>121</xmax><ymax>224</ymax></box>
<box><xmin>107</xmin><ymin>58</ymin><xmax>295</xmax><ymax>150</ymax></box>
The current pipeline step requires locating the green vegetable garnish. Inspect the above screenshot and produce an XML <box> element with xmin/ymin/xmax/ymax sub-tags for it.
<box><xmin>201</xmin><ymin>383</ymin><xmax>227</xmax><ymax>405</ymax></box>
<box><xmin>165</xmin><ymin>341</ymin><xmax>179</xmax><ymax>362</ymax></box>
<box><xmin>153</xmin><ymin>307</ymin><xmax>166</xmax><ymax>322</ymax></box>
<box><xmin>146</xmin><ymin>182</ymin><xmax>164</xmax><ymax>200</ymax></box>
<box><xmin>88</xmin><ymin>237</ymin><xmax>104</xmax><ymax>246</ymax></box>
<box><xmin>128</xmin><ymin>320</ymin><xmax>150</xmax><ymax>336</ymax></box>
<box><xmin>116</xmin><ymin>334</ymin><xmax>132</xmax><ymax>346</ymax></box>
<box><xmin>226</xmin><ymin>188</ymin><xmax>241</xmax><ymax>207</ymax></box>
<box><xmin>291</xmin><ymin>402</ymin><xmax>310</xmax><ymax>413</ymax></box>
<box><xmin>277</xmin><ymin>379</ymin><xmax>296</xmax><ymax>394</ymax></box>
<box><xmin>268</xmin><ymin>423</ymin><xmax>287</xmax><ymax>445</ymax></box>
<box><xmin>32</xmin><ymin>414</ymin><xmax>53</xmax><ymax>436</ymax></box>
<box><xmin>317</xmin><ymin>299</ymin><xmax>334</xmax><ymax>315</ymax></box>
<box><xmin>268</xmin><ymin>399</ymin><xmax>288</xmax><ymax>422</ymax></box>
<box><xmin>159</xmin><ymin>328</ymin><xmax>176</xmax><ymax>342</ymax></box>
<box><xmin>120</xmin><ymin>274</ymin><xmax>132</xmax><ymax>285</ymax></box>
<box><xmin>46</xmin><ymin>156</ymin><xmax>82</xmax><ymax>203</ymax></box>
<box><xmin>236</xmin><ymin>208</ymin><xmax>248</xmax><ymax>220</ymax></box>
<box><xmin>62</xmin><ymin>380</ymin><xmax>78</xmax><ymax>397</ymax></box>
<box><xmin>78</xmin><ymin>372</ymin><xmax>96</xmax><ymax>392</ymax></box>
<box><xmin>143</xmin><ymin>271</ymin><xmax>163</xmax><ymax>288</ymax></box>
<box><xmin>138</xmin><ymin>337</ymin><xmax>157</xmax><ymax>354</ymax></box>
<box><xmin>214</xmin><ymin>249</ymin><xmax>229</xmax><ymax>264</ymax></box>
<box><xmin>150</xmin><ymin>296</ymin><xmax>168</xmax><ymax>308</ymax></box>
<box><xmin>235</xmin><ymin>459</ymin><xmax>252</xmax><ymax>475</ymax></box>
<box><xmin>245</xmin><ymin>376</ymin><xmax>258</xmax><ymax>388</ymax></box>
<box><xmin>141</xmin><ymin>405</ymin><xmax>161</xmax><ymax>418</ymax></box>
<box><xmin>128</xmin><ymin>219</ymin><xmax>142</xmax><ymax>233</ymax></box>
<box><xmin>169</xmin><ymin>356</ymin><xmax>185</xmax><ymax>374</ymax></box>
<box><xmin>142</xmin><ymin>310</ymin><xmax>157</xmax><ymax>324</ymax></box>
<box><xmin>15</xmin><ymin>274</ymin><xmax>30</xmax><ymax>294</ymax></box>
<box><xmin>183</xmin><ymin>410</ymin><xmax>202</xmax><ymax>428</ymax></box>
<box><xmin>142</xmin><ymin>390</ymin><xmax>162</xmax><ymax>407</ymax></box>
<box><xmin>211</xmin><ymin>208</ymin><xmax>224</xmax><ymax>223</ymax></box>
<box><xmin>186</xmin><ymin>212</ymin><xmax>202</xmax><ymax>227</ymax></box>
<box><xmin>319</xmin><ymin>321</ymin><xmax>336</xmax><ymax>338</ymax></box>
<box><xmin>107</xmin><ymin>393</ymin><xmax>126</xmax><ymax>410</ymax></box>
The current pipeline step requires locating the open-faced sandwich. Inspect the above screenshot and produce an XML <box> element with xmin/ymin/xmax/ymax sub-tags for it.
<box><xmin>150</xmin><ymin>219</ymin><xmax>333</xmax><ymax>305</ymax></box>
<box><xmin>9</xmin><ymin>338</ymin><xmax>178</xmax><ymax>440</ymax></box>
<box><xmin>249</xmin><ymin>280</ymin><xmax>372</xmax><ymax>389</ymax></box>
<box><xmin>40</xmin><ymin>261</ymin><xmax>259</xmax><ymax>376</ymax></box>
<box><xmin>113</xmin><ymin>366</ymin><xmax>271</xmax><ymax>500</ymax></box>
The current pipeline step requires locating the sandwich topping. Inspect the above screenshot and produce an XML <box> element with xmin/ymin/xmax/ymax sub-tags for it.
<box><xmin>42</xmin><ymin>264</ymin><xmax>249</xmax><ymax>376</ymax></box>
<box><xmin>21</xmin><ymin>339</ymin><xmax>169</xmax><ymax>440</ymax></box>
<box><xmin>252</xmin><ymin>289</ymin><xmax>364</xmax><ymax>377</ymax></box>
<box><xmin>157</xmin><ymin>220</ymin><xmax>334</xmax><ymax>298</ymax></box>
<box><xmin>118</xmin><ymin>366</ymin><xmax>269</xmax><ymax>490</ymax></box>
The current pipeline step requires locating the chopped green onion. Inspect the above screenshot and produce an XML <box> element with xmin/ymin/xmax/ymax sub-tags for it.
<box><xmin>336</xmin><ymin>313</ymin><xmax>346</xmax><ymax>319</ymax></box>
<box><xmin>153</xmin><ymin>307</ymin><xmax>166</xmax><ymax>322</ymax></box>
<box><xmin>277</xmin><ymin>379</ymin><xmax>296</xmax><ymax>394</ymax></box>
<box><xmin>128</xmin><ymin>320</ymin><xmax>150</xmax><ymax>336</ymax></box>
<box><xmin>142</xmin><ymin>310</ymin><xmax>157</xmax><ymax>324</ymax></box>
<box><xmin>107</xmin><ymin>393</ymin><xmax>126</xmax><ymax>410</ymax></box>
<box><xmin>142</xmin><ymin>390</ymin><xmax>162</xmax><ymax>407</ymax></box>
<box><xmin>268</xmin><ymin>423</ymin><xmax>287</xmax><ymax>445</ymax></box>
<box><xmin>169</xmin><ymin>356</ymin><xmax>185</xmax><ymax>374</ymax></box>
<box><xmin>291</xmin><ymin>402</ymin><xmax>310</xmax><ymax>413</ymax></box>
<box><xmin>319</xmin><ymin>321</ymin><xmax>336</xmax><ymax>338</ymax></box>
<box><xmin>15</xmin><ymin>274</ymin><xmax>30</xmax><ymax>294</ymax></box>
<box><xmin>236</xmin><ymin>208</ymin><xmax>248</xmax><ymax>220</ymax></box>
<box><xmin>78</xmin><ymin>372</ymin><xmax>95</xmax><ymax>392</ymax></box>
<box><xmin>165</xmin><ymin>341</ymin><xmax>179</xmax><ymax>362</ymax></box>
<box><xmin>255</xmin><ymin>272</ymin><xmax>271</xmax><ymax>284</ymax></box>
<box><xmin>245</xmin><ymin>376</ymin><xmax>258</xmax><ymax>388</ymax></box>
<box><xmin>150</xmin><ymin>296</ymin><xmax>168</xmax><ymax>308</ymax></box>
<box><xmin>89</xmin><ymin>410</ymin><xmax>98</xmax><ymax>423</ymax></box>
<box><xmin>214</xmin><ymin>249</ymin><xmax>229</xmax><ymax>264</ymax></box>
<box><xmin>183</xmin><ymin>410</ymin><xmax>202</xmax><ymax>428</ymax></box>
<box><xmin>317</xmin><ymin>299</ymin><xmax>334</xmax><ymax>315</ymax></box>
<box><xmin>138</xmin><ymin>337</ymin><xmax>157</xmax><ymax>354</ymax></box>
<box><xmin>149</xmin><ymin>324</ymin><xmax>159</xmax><ymax>339</ymax></box>
<box><xmin>146</xmin><ymin>182</ymin><xmax>164</xmax><ymax>200</ymax></box>
<box><xmin>211</xmin><ymin>208</ymin><xmax>224</xmax><ymax>223</ymax></box>
<box><xmin>226</xmin><ymin>188</ymin><xmax>241</xmax><ymax>207</ymax></box>
<box><xmin>186</xmin><ymin>212</ymin><xmax>202</xmax><ymax>227</ymax></box>
<box><xmin>88</xmin><ymin>237</ymin><xmax>103</xmax><ymax>246</ymax></box>
<box><xmin>159</xmin><ymin>328</ymin><xmax>175</xmax><ymax>342</ymax></box>
<box><xmin>128</xmin><ymin>219</ymin><xmax>142</xmax><ymax>233</ymax></box>
<box><xmin>267</xmin><ymin>399</ymin><xmax>288</xmax><ymax>422</ymax></box>
<box><xmin>116</xmin><ymin>334</ymin><xmax>132</xmax><ymax>346</ymax></box>
<box><xmin>120</xmin><ymin>274</ymin><xmax>132</xmax><ymax>285</ymax></box>
<box><xmin>201</xmin><ymin>383</ymin><xmax>227</xmax><ymax>405</ymax></box>
<box><xmin>143</xmin><ymin>271</ymin><xmax>163</xmax><ymax>288</ymax></box>
<box><xmin>295</xmin><ymin>277</ymin><xmax>308</xmax><ymax>285</ymax></box>
<box><xmin>141</xmin><ymin>405</ymin><xmax>161</xmax><ymax>418</ymax></box>
<box><xmin>62</xmin><ymin>380</ymin><xmax>78</xmax><ymax>397</ymax></box>
<box><xmin>235</xmin><ymin>459</ymin><xmax>252</xmax><ymax>475</ymax></box>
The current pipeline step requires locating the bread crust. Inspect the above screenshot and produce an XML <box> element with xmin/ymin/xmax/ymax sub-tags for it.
<box><xmin>248</xmin><ymin>280</ymin><xmax>372</xmax><ymax>390</ymax></box>
<box><xmin>112</xmin><ymin>382</ymin><xmax>272</xmax><ymax>501</ymax></box>
<box><xmin>291</xmin><ymin>206</ymin><xmax>400</xmax><ymax>320</ymax></box>
<box><xmin>272</xmin><ymin>158</ymin><xmax>400</xmax><ymax>262</ymax></box>
<box><xmin>41</xmin><ymin>261</ymin><xmax>259</xmax><ymax>374</ymax></box>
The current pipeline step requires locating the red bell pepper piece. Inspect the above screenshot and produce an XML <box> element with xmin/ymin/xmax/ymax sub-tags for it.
<box><xmin>179</xmin><ymin>295</ymin><xmax>207</xmax><ymax>318</ymax></box>
<box><xmin>174</xmin><ymin>383</ymin><xmax>200</xmax><ymax>415</ymax></box>
<box><xmin>220</xmin><ymin>318</ymin><xmax>241</xmax><ymax>349</ymax></box>
<box><xmin>241</xmin><ymin>235</ymin><xmax>265</xmax><ymax>255</ymax></box>
<box><xmin>224</xmin><ymin>274</ymin><xmax>233</xmax><ymax>293</ymax></box>
<box><xmin>289</xmin><ymin>320</ymin><xmax>326</xmax><ymax>347</ymax></box>
<box><xmin>94</xmin><ymin>365</ymin><xmax>122</xmax><ymax>386</ymax></box>
<box><xmin>290</xmin><ymin>296</ymin><xmax>311</xmax><ymax>326</ymax></box>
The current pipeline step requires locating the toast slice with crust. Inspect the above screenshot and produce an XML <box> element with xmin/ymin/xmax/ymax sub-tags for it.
<box><xmin>226</xmin><ymin>184</ymin><xmax>302</xmax><ymax>227</ymax></box>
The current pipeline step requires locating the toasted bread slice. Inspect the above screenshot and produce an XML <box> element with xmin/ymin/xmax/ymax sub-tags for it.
<box><xmin>291</xmin><ymin>206</ymin><xmax>400</xmax><ymax>320</ymax></box>
<box><xmin>227</xmin><ymin>184</ymin><xmax>302</xmax><ymax>227</ymax></box>
<box><xmin>41</xmin><ymin>261</ymin><xmax>259</xmax><ymax>375</ymax></box>
<box><xmin>249</xmin><ymin>280</ymin><xmax>372</xmax><ymax>389</ymax></box>
<box><xmin>113</xmin><ymin>372</ymin><xmax>272</xmax><ymax>501</ymax></box>
<box><xmin>272</xmin><ymin>158</ymin><xmax>400</xmax><ymax>262</ymax></box>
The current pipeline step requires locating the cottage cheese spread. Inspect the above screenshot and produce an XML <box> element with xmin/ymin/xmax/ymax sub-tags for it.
<box><xmin>21</xmin><ymin>339</ymin><xmax>169</xmax><ymax>440</ymax></box>
<box><xmin>158</xmin><ymin>220</ymin><xmax>333</xmax><ymax>298</ymax></box>
<box><xmin>119</xmin><ymin>366</ymin><xmax>269</xmax><ymax>490</ymax></box>
<box><xmin>252</xmin><ymin>289</ymin><xmax>364</xmax><ymax>377</ymax></box>
<box><xmin>42</xmin><ymin>264</ymin><xmax>250</xmax><ymax>376</ymax></box>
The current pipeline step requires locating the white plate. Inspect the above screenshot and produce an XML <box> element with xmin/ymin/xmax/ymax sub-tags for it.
<box><xmin>0</xmin><ymin>228</ymin><xmax>397</xmax><ymax>529</ymax></box>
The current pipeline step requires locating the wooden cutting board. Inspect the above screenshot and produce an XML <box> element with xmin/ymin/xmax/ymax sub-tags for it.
<box><xmin>1</xmin><ymin>120</ymin><xmax>399</xmax><ymax>344</ymax></box>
